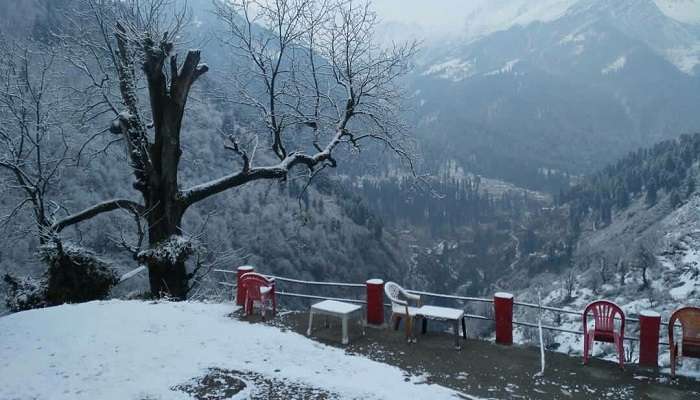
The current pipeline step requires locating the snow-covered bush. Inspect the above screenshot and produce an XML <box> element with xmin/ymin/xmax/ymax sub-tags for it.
<box><xmin>3</xmin><ymin>274</ymin><xmax>47</xmax><ymax>312</ymax></box>
<box><xmin>39</xmin><ymin>241</ymin><xmax>119</xmax><ymax>305</ymax></box>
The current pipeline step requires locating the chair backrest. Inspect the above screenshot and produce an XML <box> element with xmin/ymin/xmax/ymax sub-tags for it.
<box><xmin>669</xmin><ymin>306</ymin><xmax>700</xmax><ymax>345</ymax></box>
<box><xmin>583</xmin><ymin>300</ymin><xmax>625</xmax><ymax>336</ymax></box>
<box><xmin>240</xmin><ymin>272</ymin><xmax>274</xmax><ymax>300</ymax></box>
<box><xmin>384</xmin><ymin>281</ymin><xmax>406</xmax><ymax>305</ymax></box>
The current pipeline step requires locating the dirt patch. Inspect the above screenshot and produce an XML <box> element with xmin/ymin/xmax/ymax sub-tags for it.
<box><xmin>173</xmin><ymin>368</ymin><xmax>339</xmax><ymax>400</ymax></box>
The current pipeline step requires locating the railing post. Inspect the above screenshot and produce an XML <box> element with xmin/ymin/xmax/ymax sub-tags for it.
<box><xmin>236</xmin><ymin>265</ymin><xmax>255</xmax><ymax>305</ymax></box>
<box><xmin>639</xmin><ymin>310</ymin><xmax>661</xmax><ymax>367</ymax></box>
<box><xmin>366</xmin><ymin>279</ymin><xmax>385</xmax><ymax>326</ymax></box>
<box><xmin>494</xmin><ymin>292</ymin><xmax>514</xmax><ymax>345</ymax></box>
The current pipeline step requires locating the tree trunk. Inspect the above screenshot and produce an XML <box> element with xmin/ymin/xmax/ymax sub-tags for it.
<box><xmin>145</xmin><ymin>205</ymin><xmax>188</xmax><ymax>299</ymax></box>
<box><xmin>143</xmin><ymin>111</ymin><xmax>188</xmax><ymax>298</ymax></box>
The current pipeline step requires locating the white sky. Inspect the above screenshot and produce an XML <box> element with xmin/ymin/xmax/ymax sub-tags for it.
<box><xmin>371</xmin><ymin>0</ymin><xmax>700</xmax><ymax>36</ymax></box>
<box><xmin>372</xmin><ymin>0</ymin><xmax>475</xmax><ymax>32</ymax></box>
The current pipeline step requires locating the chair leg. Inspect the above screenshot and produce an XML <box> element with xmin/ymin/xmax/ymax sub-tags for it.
<box><xmin>583</xmin><ymin>333</ymin><xmax>591</xmax><ymax>365</ymax></box>
<box><xmin>671</xmin><ymin>344</ymin><xmax>677</xmax><ymax>378</ymax></box>
<box><xmin>244</xmin><ymin>297</ymin><xmax>251</xmax><ymax>316</ymax></box>
<box><xmin>615</xmin><ymin>335</ymin><xmax>624</xmax><ymax>369</ymax></box>
<box><xmin>405</xmin><ymin>315</ymin><xmax>413</xmax><ymax>342</ymax></box>
<box><xmin>393</xmin><ymin>315</ymin><xmax>402</xmax><ymax>331</ymax></box>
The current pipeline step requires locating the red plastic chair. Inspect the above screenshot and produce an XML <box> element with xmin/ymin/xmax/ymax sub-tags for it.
<box><xmin>668</xmin><ymin>306</ymin><xmax>700</xmax><ymax>378</ymax></box>
<box><xmin>583</xmin><ymin>300</ymin><xmax>625</xmax><ymax>369</ymax></box>
<box><xmin>240</xmin><ymin>272</ymin><xmax>276</xmax><ymax>319</ymax></box>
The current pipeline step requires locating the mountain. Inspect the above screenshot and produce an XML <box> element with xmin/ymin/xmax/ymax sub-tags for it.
<box><xmin>410</xmin><ymin>0</ymin><xmax>700</xmax><ymax>189</ymax></box>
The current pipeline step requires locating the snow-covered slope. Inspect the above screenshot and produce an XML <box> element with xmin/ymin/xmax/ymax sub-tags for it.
<box><xmin>513</xmin><ymin>192</ymin><xmax>700</xmax><ymax>378</ymax></box>
<box><xmin>0</xmin><ymin>301</ymin><xmax>464</xmax><ymax>400</ymax></box>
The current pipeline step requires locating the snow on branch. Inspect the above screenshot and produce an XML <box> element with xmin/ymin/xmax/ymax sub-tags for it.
<box><xmin>51</xmin><ymin>199</ymin><xmax>145</xmax><ymax>233</ymax></box>
<box><xmin>137</xmin><ymin>235</ymin><xmax>201</xmax><ymax>265</ymax></box>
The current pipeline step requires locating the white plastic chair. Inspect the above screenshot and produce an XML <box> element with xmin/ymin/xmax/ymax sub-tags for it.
<box><xmin>384</xmin><ymin>281</ymin><xmax>421</xmax><ymax>342</ymax></box>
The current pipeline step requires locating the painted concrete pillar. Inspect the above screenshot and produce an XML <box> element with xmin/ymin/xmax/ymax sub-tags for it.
<box><xmin>494</xmin><ymin>292</ymin><xmax>514</xmax><ymax>345</ymax></box>
<box><xmin>366</xmin><ymin>279</ymin><xmax>385</xmax><ymax>326</ymax></box>
<box><xmin>639</xmin><ymin>310</ymin><xmax>661</xmax><ymax>367</ymax></box>
<box><xmin>236</xmin><ymin>265</ymin><xmax>255</xmax><ymax>305</ymax></box>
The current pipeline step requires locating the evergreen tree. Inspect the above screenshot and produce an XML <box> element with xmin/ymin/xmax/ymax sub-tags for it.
<box><xmin>645</xmin><ymin>179</ymin><xmax>658</xmax><ymax>206</ymax></box>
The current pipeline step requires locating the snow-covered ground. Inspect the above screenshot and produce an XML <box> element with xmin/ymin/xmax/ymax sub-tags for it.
<box><xmin>0</xmin><ymin>300</ymin><xmax>467</xmax><ymax>400</ymax></box>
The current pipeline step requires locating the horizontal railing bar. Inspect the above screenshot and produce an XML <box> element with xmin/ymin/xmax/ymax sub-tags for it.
<box><xmin>407</xmin><ymin>290</ymin><xmax>494</xmax><ymax>304</ymax></box>
<box><xmin>218</xmin><ymin>282</ymin><xmax>236</xmax><ymax>287</ymax></box>
<box><xmin>513</xmin><ymin>320</ymin><xmax>642</xmax><ymax>342</ymax></box>
<box><xmin>276</xmin><ymin>291</ymin><xmax>367</xmax><ymax>304</ymax></box>
<box><xmin>214</xmin><ymin>269</ymin><xmax>237</xmax><ymax>274</ymax></box>
<box><xmin>464</xmin><ymin>313</ymin><xmax>493</xmax><ymax>321</ymax></box>
<box><xmin>515</xmin><ymin>302</ymin><xmax>670</xmax><ymax>326</ymax></box>
<box><xmin>515</xmin><ymin>302</ymin><xmax>581</xmax><ymax>316</ymax></box>
<box><xmin>268</xmin><ymin>276</ymin><xmax>365</xmax><ymax>288</ymax></box>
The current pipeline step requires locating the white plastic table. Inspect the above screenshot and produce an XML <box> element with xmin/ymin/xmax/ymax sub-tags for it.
<box><xmin>417</xmin><ymin>305</ymin><xmax>466</xmax><ymax>349</ymax></box>
<box><xmin>306</xmin><ymin>300</ymin><xmax>365</xmax><ymax>345</ymax></box>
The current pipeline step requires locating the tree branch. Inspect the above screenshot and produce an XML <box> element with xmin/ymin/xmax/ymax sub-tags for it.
<box><xmin>51</xmin><ymin>199</ymin><xmax>145</xmax><ymax>233</ymax></box>
<box><xmin>181</xmin><ymin>128</ymin><xmax>343</xmax><ymax>206</ymax></box>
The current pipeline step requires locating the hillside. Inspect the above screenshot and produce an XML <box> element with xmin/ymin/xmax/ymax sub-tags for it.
<box><xmin>501</xmin><ymin>135</ymin><xmax>700</xmax><ymax>374</ymax></box>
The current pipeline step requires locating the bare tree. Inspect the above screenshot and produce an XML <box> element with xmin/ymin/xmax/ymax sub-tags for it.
<box><xmin>598</xmin><ymin>255</ymin><xmax>609</xmax><ymax>284</ymax></box>
<box><xmin>562</xmin><ymin>270</ymin><xmax>576</xmax><ymax>301</ymax></box>
<box><xmin>617</xmin><ymin>259</ymin><xmax>627</xmax><ymax>286</ymax></box>
<box><xmin>0</xmin><ymin>34</ymin><xmax>141</xmax><ymax>242</ymax></box>
<box><xmin>49</xmin><ymin>0</ymin><xmax>416</xmax><ymax>299</ymax></box>
<box><xmin>635</xmin><ymin>244</ymin><xmax>655</xmax><ymax>290</ymax></box>
<box><xmin>0</xmin><ymin>35</ymin><xmax>131</xmax><ymax>306</ymax></box>
<box><xmin>0</xmin><ymin>37</ymin><xmax>72</xmax><ymax>242</ymax></box>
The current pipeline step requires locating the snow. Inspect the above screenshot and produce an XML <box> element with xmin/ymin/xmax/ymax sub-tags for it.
<box><xmin>460</xmin><ymin>0</ymin><xmax>578</xmax><ymax>41</ymax></box>
<box><xmin>118</xmin><ymin>265</ymin><xmax>147</xmax><ymax>282</ymax></box>
<box><xmin>601</xmin><ymin>56</ymin><xmax>627</xmax><ymax>75</ymax></box>
<box><xmin>639</xmin><ymin>310</ymin><xmax>660</xmax><ymax>318</ymax></box>
<box><xmin>418</xmin><ymin>305</ymin><xmax>464</xmax><ymax>320</ymax></box>
<box><xmin>669</xmin><ymin>271</ymin><xmax>698</xmax><ymax>300</ymax></box>
<box><xmin>138</xmin><ymin>235</ymin><xmax>199</xmax><ymax>264</ymax></box>
<box><xmin>0</xmin><ymin>300</ymin><xmax>465</xmax><ymax>400</ymax></box>
<box><xmin>484</xmin><ymin>59</ymin><xmax>520</xmax><ymax>76</ymax></box>
<box><xmin>422</xmin><ymin>58</ymin><xmax>475</xmax><ymax>81</ymax></box>
<box><xmin>311</xmin><ymin>299</ymin><xmax>362</xmax><ymax>314</ymax></box>
<box><xmin>559</xmin><ymin>32</ymin><xmax>586</xmax><ymax>45</ymax></box>
<box><xmin>665</xmin><ymin>45</ymin><xmax>700</xmax><ymax>75</ymax></box>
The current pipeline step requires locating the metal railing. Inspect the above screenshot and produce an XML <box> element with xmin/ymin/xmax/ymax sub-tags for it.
<box><xmin>216</xmin><ymin>269</ymin><xmax>671</xmax><ymax>346</ymax></box>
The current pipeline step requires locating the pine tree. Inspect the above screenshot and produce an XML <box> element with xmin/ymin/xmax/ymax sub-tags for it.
<box><xmin>645</xmin><ymin>178</ymin><xmax>658</xmax><ymax>206</ymax></box>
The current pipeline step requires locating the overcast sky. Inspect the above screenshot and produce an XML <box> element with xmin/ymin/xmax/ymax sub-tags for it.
<box><xmin>372</xmin><ymin>0</ymin><xmax>473</xmax><ymax>33</ymax></box>
<box><xmin>371</xmin><ymin>0</ymin><xmax>700</xmax><ymax>36</ymax></box>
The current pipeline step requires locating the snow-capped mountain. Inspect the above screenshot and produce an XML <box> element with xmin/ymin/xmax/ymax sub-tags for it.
<box><xmin>411</xmin><ymin>0</ymin><xmax>700</xmax><ymax>184</ymax></box>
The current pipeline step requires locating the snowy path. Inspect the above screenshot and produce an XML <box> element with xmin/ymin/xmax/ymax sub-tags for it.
<box><xmin>0</xmin><ymin>300</ymin><xmax>464</xmax><ymax>400</ymax></box>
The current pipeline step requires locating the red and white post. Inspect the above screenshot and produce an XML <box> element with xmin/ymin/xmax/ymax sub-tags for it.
<box><xmin>639</xmin><ymin>310</ymin><xmax>661</xmax><ymax>367</ymax></box>
<box><xmin>366</xmin><ymin>279</ymin><xmax>385</xmax><ymax>326</ymax></box>
<box><xmin>494</xmin><ymin>292</ymin><xmax>514</xmax><ymax>345</ymax></box>
<box><xmin>236</xmin><ymin>265</ymin><xmax>255</xmax><ymax>306</ymax></box>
